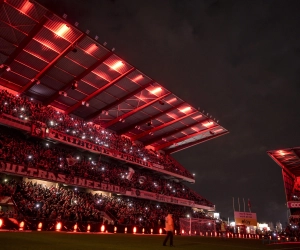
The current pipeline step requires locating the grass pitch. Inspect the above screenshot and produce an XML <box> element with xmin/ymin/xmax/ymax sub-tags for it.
<box><xmin>1</xmin><ymin>231</ymin><xmax>300</xmax><ymax>250</ymax></box>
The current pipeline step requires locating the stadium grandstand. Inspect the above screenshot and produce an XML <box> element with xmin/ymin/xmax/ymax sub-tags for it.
<box><xmin>0</xmin><ymin>0</ymin><xmax>228</xmax><ymax>234</ymax></box>
<box><xmin>268</xmin><ymin>147</ymin><xmax>300</xmax><ymax>238</ymax></box>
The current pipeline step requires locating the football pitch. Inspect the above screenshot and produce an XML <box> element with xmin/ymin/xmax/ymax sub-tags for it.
<box><xmin>1</xmin><ymin>232</ymin><xmax>300</xmax><ymax>250</ymax></box>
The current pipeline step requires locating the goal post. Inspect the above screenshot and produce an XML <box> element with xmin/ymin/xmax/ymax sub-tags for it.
<box><xmin>179</xmin><ymin>218</ymin><xmax>216</xmax><ymax>236</ymax></box>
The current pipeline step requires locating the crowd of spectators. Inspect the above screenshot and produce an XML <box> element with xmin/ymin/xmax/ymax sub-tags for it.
<box><xmin>0</xmin><ymin>89</ymin><xmax>193</xmax><ymax>178</ymax></box>
<box><xmin>0</xmin><ymin>88</ymin><xmax>216</xmax><ymax>228</ymax></box>
<box><xmin>285</xmin><ymin>217</ymin><xmax>300</xmax><ymax>238</ymax></box>
<box><xmin>0</xmin><ymin>179</ymin><xmax>17</xmax><ymax>218</ymax></box>
<box><xmin>0</xmin><ymin>124</ymin><xmax>213</xmax><ymax>207</ymax></box>
<box><xmin>0</xmin><ymin>178</ymin><xmax>213</xmax><ymax>229</ymax></box>
<box><xmin>0</xmin><ymin>179</ymin><xmax>15</xmax><ymax>198</ymax></box>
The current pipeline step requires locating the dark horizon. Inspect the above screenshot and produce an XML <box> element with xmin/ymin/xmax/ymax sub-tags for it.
<box><xmin>35</xmin><ymin>0</ymin><xmax>300</xmax><ymax>225</ymax></box>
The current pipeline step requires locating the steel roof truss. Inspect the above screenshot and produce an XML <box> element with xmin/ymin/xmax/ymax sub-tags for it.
<box><xmin>65</xmin><ymin>66</ymin><xmax>135</xmax><ymax>114</ymax></box>
<box><xmin>20</xmin><ymin>33</ymin><xmax>85</xmax><ymax>94</ymax></box>
<box><xmin>1</xmin><ymin>15</ymin><xmax>48</xmax><ymax>73</ymax></box>
<box><xmin>132</xmin><ymin>110</ymin><xmax>198</xmax><ymax>141</ymax></box>
<box><xmin>144</xmin><ymin>118</ymin><xmax>210</xmax><ymax>146</ymax></box>
<box><xmin>116</xmin><ymin>103</ymin><xmax>184</xmax><ymax>135</ymax></box>
<box><xmin>43</xmin><ymin>51</ymin><xmax>113</xmax><ymax>106</ymax></box>
<box><xmin>85</xmin><ymin>80</ymin><xmax>155</xmax><ymax>121</ymax></box>
<box><xmin>102</xmin><ymin>92</ymin><xmax>171</xmax><ymax>129</ymax></box>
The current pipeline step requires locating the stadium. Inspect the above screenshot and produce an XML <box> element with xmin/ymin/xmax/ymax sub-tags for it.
<box><xmin>1</xmin><ymin>1</ymin><xmax>228</xmax><ymax>233</ymax></box>
<box><xmin>0</xmin><ymin>0</ymin><xmax>299</xmax><ymax>249</ymax></box>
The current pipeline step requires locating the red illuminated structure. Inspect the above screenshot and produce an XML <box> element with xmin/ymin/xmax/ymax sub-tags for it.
<box><xmin>0</xmin><ymin>0</ymin><xmax>229</xmax><ymax>232</ymax></box>
<box><xmin>268</xmin><ymin>147</ymin><xmax>300</xmax><ymax>214</ymax></box>
<box><xmin>0</xmin><ymin>0</ymin><xmax>228</xmax><ymax>155</ymax></box>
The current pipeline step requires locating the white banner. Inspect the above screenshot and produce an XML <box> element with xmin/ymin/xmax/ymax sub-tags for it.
<box><xmin>0</xmin><ymin>161</ymin><xmax>120</xmax><ymax>193</ymax></box>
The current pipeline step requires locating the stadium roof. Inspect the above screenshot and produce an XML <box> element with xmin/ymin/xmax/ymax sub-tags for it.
<box><xmin>0</xmin><ymin>0</ymin><xmax>228</xmax><ymax>153</ymax></box>
<box><xmin>268</xmin><ymin>147</ymin><xmax>300</xmax><ymax>177</ymax></box>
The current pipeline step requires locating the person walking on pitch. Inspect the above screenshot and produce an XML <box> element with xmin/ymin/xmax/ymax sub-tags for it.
<box><xmin>163</xmin><ymin>213</ymin><xmax>174</xmax><ymax>247</ymax></box>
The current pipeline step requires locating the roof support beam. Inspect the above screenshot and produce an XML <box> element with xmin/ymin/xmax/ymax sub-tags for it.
<box><xmin>85</xmin><ymin>80</ymin><xmax>155</xmax><ymax>121</ymax></box>
<box><xmin>0</xmin><ymin>15</ymin><xmax>48</xmax><ymax>75</ymax></box>
<box><xmin>43</xmin><ymin>51</ymin><xmax>114</xmax><ymax>106</ymax></box>
<box><xmin>267</xmin><ymin>153</ymin><xmax>295</xmax><ymax>179</ymax></box>
<box><xmin>165</xmin><ymin>131</ymin><xmax>229</xmax><ymax>154</ymax></box>
<box><xmin>102</xmin><ymin>92</ymin><xmax>171</xmax><ymax>129</ymax></box>
<box><xmin>116</xmin><ymin>103</ymin><xmax>184</xmax><ymax>135</ymax></box>
<box><xmin>65</xmin><ymin>67</ymin><xmax>135</xmax><ymax>114</ymax></box>
<box><xmin>20</xmin><ymin>33</ymin><xmax>85</xmax><ymax>94</ymax></box>
<box><xmin>132</xmin><ymin>110</ymin><xmax>198</xmax><ymax>141</ymax></box>
<box><xmin>144</xmin><ymin>118</ymin><xmax>210</xmax><ymax>146</ymax></box>
<box><xmin>154</xmin><ymin>125</ymin><xmax>219</xmax><ymax>151</ymax></box>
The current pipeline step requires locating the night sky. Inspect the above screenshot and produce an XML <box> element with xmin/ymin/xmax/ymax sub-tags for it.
<box><xmin>36</xmin><ymin>0</ymin><xmax>300</xmax><ymax>225</ymax></box>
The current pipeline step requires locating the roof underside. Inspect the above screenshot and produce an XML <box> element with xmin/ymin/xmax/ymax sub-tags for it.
<box><xmin>0</xmin><ymin>0</ymin><xmax>228</xmax><ymax>153</ymax></box>
<box><xmin>268</xmin><ymin>147</ymin><xmax>300</xmax><ymax>177</ymax></box>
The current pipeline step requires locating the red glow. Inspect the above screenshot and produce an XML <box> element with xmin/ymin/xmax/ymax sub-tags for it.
<box><xmin>166</xmin><ymin>97</ymin><xmax>177</xmax><ymax>104</ymax></box>
<box><xmin>212</xmin><ymin>128</ymin><xmax>223</xmax><ymax>133</ymax></box>
<box><xmin>19</xmin><ymin>221</ymin><xmax>24</xmax><ymax>231</ymax></box>
<box><xmin>0</xmin><ymin>219</ymin><xmax>3</xmax><ymax>228</ymax></box>
<box><xmin>37</xmin><ymin>222</ymin><xmax>42</xmax><ymax>231</ymax></box>
<box><xmin>132</xmin><ymin>74</ymin><xmax>143</xmax><ymax>82</ymax></box>
<box><xmin>133</xmin><ymin>227</ymin><xmax>137</xmax><ymax>233</ymax></box>
<box><xmin>87</xmin><ymin>224</ymin><xmax>91</xmax><ymax>232</ymax></box>
<box><xmin>56</xmin><ymin>222</ymin><xmax>62</xmax><ymax>231</ymax></box>
<box><xmin>150</xmin><ymin>87</ymin><xmax>162</xmax><ymax>95</ymax></box>
<box><xmin>180</xmin><ymin>106</ymin><xmax>191</xmax><ymax>113</ymax></box>
<box><xmin>23</xmin><ymin>49</ymin><xmax>50</xmax><ymax>63</ymax></box>
<box><xmin>159</xmin><ymin>228</ymin><xmax>162</xmax><ymax>234</ymax></box>
<box><xmin>20</xmin><ymin>1</ymin><xmax>33</xmax><ymax>15</ymax></box>
<box><xmin>278</xmin><ymin>150</ymin><xmax>285</xmax><ymax>156</ymax></box>
<box><xmin>33</xmin><ymin>38</ymin><xmax>60</xmax><ymax>53</ymax></box>
<box><xmin>101</xmin><ymin>225</ymin><xmax>105</xmax><ymax>232</ymax></box>
<box><xmin>86</xmin><ymin>44</ymin><xmax>98</xmax><ymax>55</ymax></box>
<box><xmin>191</xmin><ymin>127</ymin><xmax>199</xmax><ymax>132</ymax></box>
<box><xmin>55</xmin><ymin>24</ymin><xmax>69</xmax><ymax>38</ymax></box>
<box><xmin>166</xmin><ymin>113</ymin><xmax>177</xmax><ymax>119</ymax></box>
<box><xmin>202</xmin><ymin>121</ymin><xmax>214</xmax><ymax>127</ymax></box>
<box><xmin>193</xmin><ymin>114</ymin><xmax>203</xmax><ymax>120</ymax></box>
<box><xmin>125</xmin><ymin>227</ymin><xmax>127</xmax><ymax>233</ymax></box>
<box><xmin>110</xmin><ymin>61</ymin><xmax>123</xmax><ymax>71</ymax></box>
<box><xmin>92</xmin><ymin>71</ymin><xmax>110</xmax><ymax>82</ymax></box>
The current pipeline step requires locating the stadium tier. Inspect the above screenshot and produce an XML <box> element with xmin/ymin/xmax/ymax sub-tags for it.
<box><xmin>0</xmin><ymin>0</ymin><xmax>228</xmax><ymax>233</ymax></box>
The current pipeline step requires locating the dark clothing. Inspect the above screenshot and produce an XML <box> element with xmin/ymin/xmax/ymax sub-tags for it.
<box><xmin>163</xmin><ymin>231</ymin><xmax>174</xmax><ymax>246</ymax></box>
